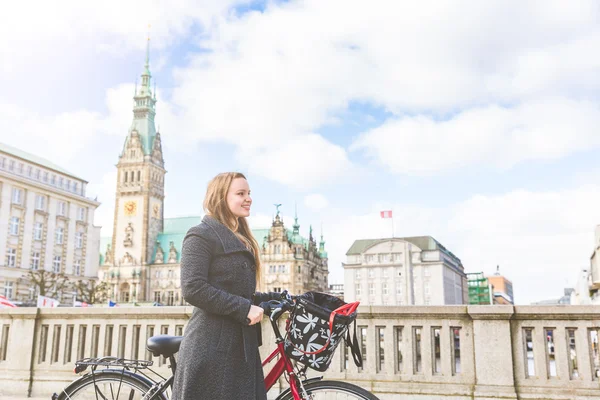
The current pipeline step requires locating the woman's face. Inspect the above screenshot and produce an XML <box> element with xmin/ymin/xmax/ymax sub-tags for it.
<box><xmin>227</xmin><ymin>177</ymin><xmax>252</xmax><ymax>218</ymax></box>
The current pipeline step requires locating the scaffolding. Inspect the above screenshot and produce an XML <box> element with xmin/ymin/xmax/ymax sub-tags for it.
<box><xmin>467</xmin><ymin>272</ymin><xmax>492</xmax><ymax>305</ymax></box>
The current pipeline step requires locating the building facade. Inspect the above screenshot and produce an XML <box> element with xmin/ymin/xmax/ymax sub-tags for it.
<box><xmin>487</xmin><ymin>267</ymin><xmax>514</xmax><ymax>305</ymax></box>
<box><xmin>99</xmin><ymin>45</ymin><xmax>328</xmax><ymax>304</ymax></box>
<box><xmin>343</xmin><ymin>237</ymin><xmax>467</xmax><ymax>306</ymax></box>
<box><xmin>0</xmin><ymin>143</ymin><xmax>101</xmax><ymax>303</ymax></box>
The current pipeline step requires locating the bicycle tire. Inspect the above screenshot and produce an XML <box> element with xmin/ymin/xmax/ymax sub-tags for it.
<box><xmin>55</xmin><ymin>369</ymin><xmax>167</xmax><ymax>400</ymax></box>
<box><xmin>275</xmin><ymin>379</ymin><xmax>380</xmax><ymax>400</ymax></box>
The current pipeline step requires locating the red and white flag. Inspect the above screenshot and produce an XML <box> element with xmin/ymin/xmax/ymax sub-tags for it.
<box><xmin>380</xmin><ymin>210</ymin><xmax>393</xmax><ymax>219</ymax></box>
<box><xmin>0</xmin><ymin>295</ymin><xmax>17</xmax><ymax>308</ymax></box>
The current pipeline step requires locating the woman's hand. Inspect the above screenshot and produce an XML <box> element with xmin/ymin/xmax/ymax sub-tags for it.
<box><xmin>246</xmin><ymin>305</ymin><xmax>264</xmax><ymax>325</ymax></box>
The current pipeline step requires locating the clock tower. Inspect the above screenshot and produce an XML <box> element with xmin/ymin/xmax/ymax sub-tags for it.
<box><xmin>110</xmin><ymin>37</ymin><xmax>166</xmax><ymax>280</ymax></box>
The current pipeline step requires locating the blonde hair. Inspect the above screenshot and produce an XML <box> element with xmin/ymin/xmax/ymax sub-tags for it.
<box><xmin>203</xmin><ymin>172</ymin><xmax>261</xmax><ymax>282</ymax></box>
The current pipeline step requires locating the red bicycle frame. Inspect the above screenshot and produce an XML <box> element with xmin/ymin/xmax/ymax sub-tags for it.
<box><xmin>262</xmin><ymin>341</ymin><xmax>301</xmax><ymax>399</ymax></box>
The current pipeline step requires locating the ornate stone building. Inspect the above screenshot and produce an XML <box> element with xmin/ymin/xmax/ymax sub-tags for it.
<box><xmin>255</xmin><ymin>209</ymin><xmax>329</xmax><ymax>295</ymax></box>
<box><xmin>99</xmin><ymin>45</ymin><xmax>328</xmax><ymax>305</ymax></box>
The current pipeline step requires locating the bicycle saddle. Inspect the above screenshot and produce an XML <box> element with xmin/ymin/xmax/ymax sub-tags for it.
<box><xmin>146</xmin><ymin>335</ymin><xmax>183</xmax><ymax>358</ymax></box>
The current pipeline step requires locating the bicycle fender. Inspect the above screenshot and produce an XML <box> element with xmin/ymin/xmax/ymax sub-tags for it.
<box><xmin>55</xmin><ymin>369</ymin><xmax>166</xmax><ymax>400</ymax></box>
<box><xmin>274</xmin><ymin>376</ymin><xmax>324</xmax><ymax>400</ymax></box>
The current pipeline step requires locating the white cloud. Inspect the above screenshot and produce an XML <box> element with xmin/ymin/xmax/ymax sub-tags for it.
<box><xmin>0</xmin><ymin>102</ymin><xmax>104</xmax><ymax>163</ymax></box>
<box><xmin>87</xmin><ymin>170</ymin><xmax>118</xmax><ymax>236</ymax></box>
<box><xmin>5</xmin><ymin>1</ymin><xmax>600</xmax><ymax>184</ymax></box>
<box><xmin>350</xmin><ymin>98</ymin><xmax>600</xmax><ymax>175</ymax></box>
<box><xmin>0</xmin><ymin>0</ymin><xmax>251</xmax><ymax>74</ymax></box>
<box><xmin>304</xmin><ymin>194</ymin><xmax>329</xmax><ymax>211</ymax></box>
<box><xmin>322</xmin><ymin>184</ymin><xmax>600</xmax><ymax>304</ymax></box>
<box><xmin>238</xmin><ymin>134</ymin><xmax>352</xmax><ymax>189</ymax></box>
<box><xmin>156</xmin><ymin>1</ymin><xmax>600</xmax><ymax>178</ymax></box>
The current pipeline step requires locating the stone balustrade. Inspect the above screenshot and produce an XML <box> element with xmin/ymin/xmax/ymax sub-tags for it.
<box><xmin>1</xmin><ymin>305</ymin><xmax>599</xmax><ymax>399</ymax></box>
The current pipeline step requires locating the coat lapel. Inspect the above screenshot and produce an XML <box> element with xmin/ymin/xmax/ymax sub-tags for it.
<box><xmin>202</xmin><ymin>215</ymin><xmax>256</xmax><ymax>261</ymax></box>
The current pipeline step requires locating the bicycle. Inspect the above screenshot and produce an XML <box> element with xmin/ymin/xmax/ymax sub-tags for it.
<box><xmin>52</xmin><ymin>291</ymin><xmax>379</xmax><ymax>400</ymax></box>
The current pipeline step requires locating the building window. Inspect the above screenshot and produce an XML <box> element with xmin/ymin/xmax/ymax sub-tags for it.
<box><xmin>78</xmin><ymin>207</ymin><xmax>85</xmax><ymax>221</ymax></box>
<box><xmin>424</xmin><ymin>266</ymin><xmax>431</xmax><ymax>277</ymax></box>
<box><xmin>383</xmin><ymin>283</ymin><xmax>388</xmax><ymax>295</ymax></box>
<box><xmin>167</xmin><ymin>270</ymin><xmax>174</xmax><ymax>279</ymax></box>
<box><xmin>365</xmin><ymin>254</ymin><xmax>375</xmax><ymax>264</ymax></box>
<box><xmin>155</xmin><ymin>270</ymin><xmax>161</xmax><ymax>279</ymax></box>
<box><xmin>66</xmin><ymin>179</ymin><xmax>70</xmax><ymax>190</ymax></box>
<box><xmin>269</xmin><ymin>265</ymin><xmax>276</xmax><ymax>274</ymax></box>
<box><xmin>154</xmin><ymin>291</ymin><xmax>161</xmax><ymax>304</ymax></box>
<box><xmin>27</xmin><ymin>166</ymin><xmax>33</xmax><ymax>176</ymax></box>
<box><xmin>355</xmin><ymin>283</ymin><xmax>361</xmax><ymax>296</ymax></box>
<box><xmin>355</xmin><ymin>270</ymin><xmax>361</xmax><ymax>279</ymax></box>
<box><xmin>6</xmin><ymin>248</ymin><xmax>17</xmax><ymax>267</ymax></box>
<box><xmin>424</xmin><ymin>283</ymin><xmax>431</xmax><ymax>296</ymax></box>
<box><xmin>274</xmin><ymin>287</ymin><xmax>282</xmax><ymax>293</ymax></box>
<box><xmin>4</xmin><ymin>281</ymin><xmax>13</xmax><ymax>299</ymax></box>
<box><xmin>73</xmin><ymin>182</ymin><xmax>78</xmax><ymax>193</ymax></box>
<box><xmin>31</xmin><ymin>252</ymin><xmax>41</xmax><ymax>270</ymax></box>
<box><xmin>0</xmin><ymin>157</ymin><xmax>4</xmax><ymax>168</ymax></box>
<box><xmin>369</xmin><ymin>283</ymin><xmax>375</xmax><ymax>296</ymax></box>
<box><xmin>12</xmin><ymin>188</ymin><xmax>22</xmax><ymax>204</ymax></box>
<box><xmin>167</xmin><ymin>291</ymin><xmax>175</xmax><ymax>306</ymax></box>
<box><xmin>368</xmin><ymin>269</ymin><xmax>375</xmax><ymax>278</ymax></box>
<box><xmin>74</xmin><ymin>260</ymin><xmax>81</xmax><ymax>276</ymax></box>
<box><xmin>55</xmin><ymin>227</ymin><xmax>64</xmax><ymax>244</ymax></box>
<box><xmin>278</xmin><ymin>265</ymin><xmax>287</xmax><ymax>273</ymax></box>
<box><xmin>43</xmin><ymin>172</ymin><xmax>49</xmax><ymax>182</ymax></box>
<box><xmin>53</xmin><ymin>256</ymin><xmax>61</xmax><ymax>273</ymax></box>
<box><xmin>51</xmin><ymin>175</ymin><xmax>56</xmax><ymax>185</ymax></box>
<box><xmin>18</xmin><ymin>163</ymin><xmax>24</xmax><ymax>173</ymax></box>
<box><xmin>34</xmin><ymin>222</ymin><xmax>43</xmax><ymax>240</ymax></box>
<box><xmin>75</xmin><ymin>232</ymin><xmax>83</xmax><ymax>249</ymax></box>
<box><xmin>57</xmin><ymin>201</ymin><xmax>67</xmax><ymax>216</ymax></box>
<box><xmin>35</xmin><ymin>195</ymin><xmax>46</xmax><ymax>210</ymax></box>
<box><xmin>297</xmin><ymin>265</ymin><xmax>301</xmax><ymax>274</ymax></box>
<box><xmin>10</xmin><ymin>217</ymin><xmax>19</xmax><ymax>235</ymax></box>
<box><xmin>379</xmin><ymin>253</ymin><xmax>390</xmax><ymax>263</ymax></box>
<box><xmin>8</xmin><ymin>160</ymin><xmax>14</xmax><ymax>171</ymax></box>
<box><xmin>383</xmin><ymin>268</ymin><xmax>389</xmax><ymax>278</ymax></box>
<box><xmin>58</xmin><ymin>177</ymin><xmax>63</xmax><ymax>188</ymax></box>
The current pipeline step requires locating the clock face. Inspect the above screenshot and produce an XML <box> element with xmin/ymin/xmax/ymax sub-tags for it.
<box><xmin>124</xmin><ymin>201</ymin><xmax>137</xmax><ymax>216</ymax></box>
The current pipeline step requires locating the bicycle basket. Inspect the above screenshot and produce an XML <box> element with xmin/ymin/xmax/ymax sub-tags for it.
<box><xmin>284</xmin><ymin>291</ymin><xmax>359</xmax><ymax>372</ymax></box>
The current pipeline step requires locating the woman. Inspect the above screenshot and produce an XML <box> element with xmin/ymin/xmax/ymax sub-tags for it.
<box><xmin>173</xmin><ymin>172</ymin><xmax>278</xmax><ymax>400</ymax></box>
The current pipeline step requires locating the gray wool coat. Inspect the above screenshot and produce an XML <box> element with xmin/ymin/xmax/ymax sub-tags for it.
<box><xmin>172</xmin><ymin>215</ymin><xmax>268</xmax><ymax>400</ymax></box>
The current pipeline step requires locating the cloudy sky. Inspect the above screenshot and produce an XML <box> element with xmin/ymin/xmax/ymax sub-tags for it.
<box><xmin>2</xmin><ymin>0</ymin><xmax>600</xmax><ymax>304</ymax></box>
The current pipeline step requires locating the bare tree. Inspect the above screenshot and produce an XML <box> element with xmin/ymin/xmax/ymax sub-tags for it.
<box><xmin>23</xmin><ymin>270</ymin><xmax>70</xmax><ymax>298</ymax></box>
<box><xmin>72</xmin><ymin>279</ymin><xmax>109</xmax><ymax>304</ymax></box>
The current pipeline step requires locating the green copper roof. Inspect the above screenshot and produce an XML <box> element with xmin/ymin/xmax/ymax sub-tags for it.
<box><xmin>0</xmin><ymin>141</ymin><xmax>86</xmax><ymax>181</ymax></box>
<box><xmin>153</xmin><ymin>232</ymin><xmax>186</xmax><ymax>263</ymax></box>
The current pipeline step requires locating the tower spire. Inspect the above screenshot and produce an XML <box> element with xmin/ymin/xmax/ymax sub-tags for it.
<box><xmin>145</xmin><ymin>25</ymin><xmax>150</xmax><ymax>69</ymax></box>
<box><xmin>292</xmin><ymin>202</ymin><xmax>300</xmax><ymax>235</ymax></box>
<box><xmin>319</xmin><ymin>223</ymin><xmax>325</xmax><ymax>252</ymax></box>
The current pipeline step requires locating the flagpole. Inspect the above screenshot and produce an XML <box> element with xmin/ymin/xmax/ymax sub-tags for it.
<box><xmin>392</xmin><ymin>213</ymin><xmax>395</xmax><ymax>238</ymax></box>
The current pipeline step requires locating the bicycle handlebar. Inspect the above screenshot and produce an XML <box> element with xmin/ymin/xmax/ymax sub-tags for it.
<box><xmin>259</xmin><ymin>290</ymin><xmax>296</xmax><ymax>341</ymax></box>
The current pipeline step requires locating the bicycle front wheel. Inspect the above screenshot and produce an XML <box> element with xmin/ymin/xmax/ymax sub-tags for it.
<box><xmin>55</xmin><ymin>369</ymin><xmax>162</xmax><ymax>400</ymax></box>
<box><xmin>277</xmin><ymin>379</ymin><xmax>380</xmax><ymax>400</ymax></box>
